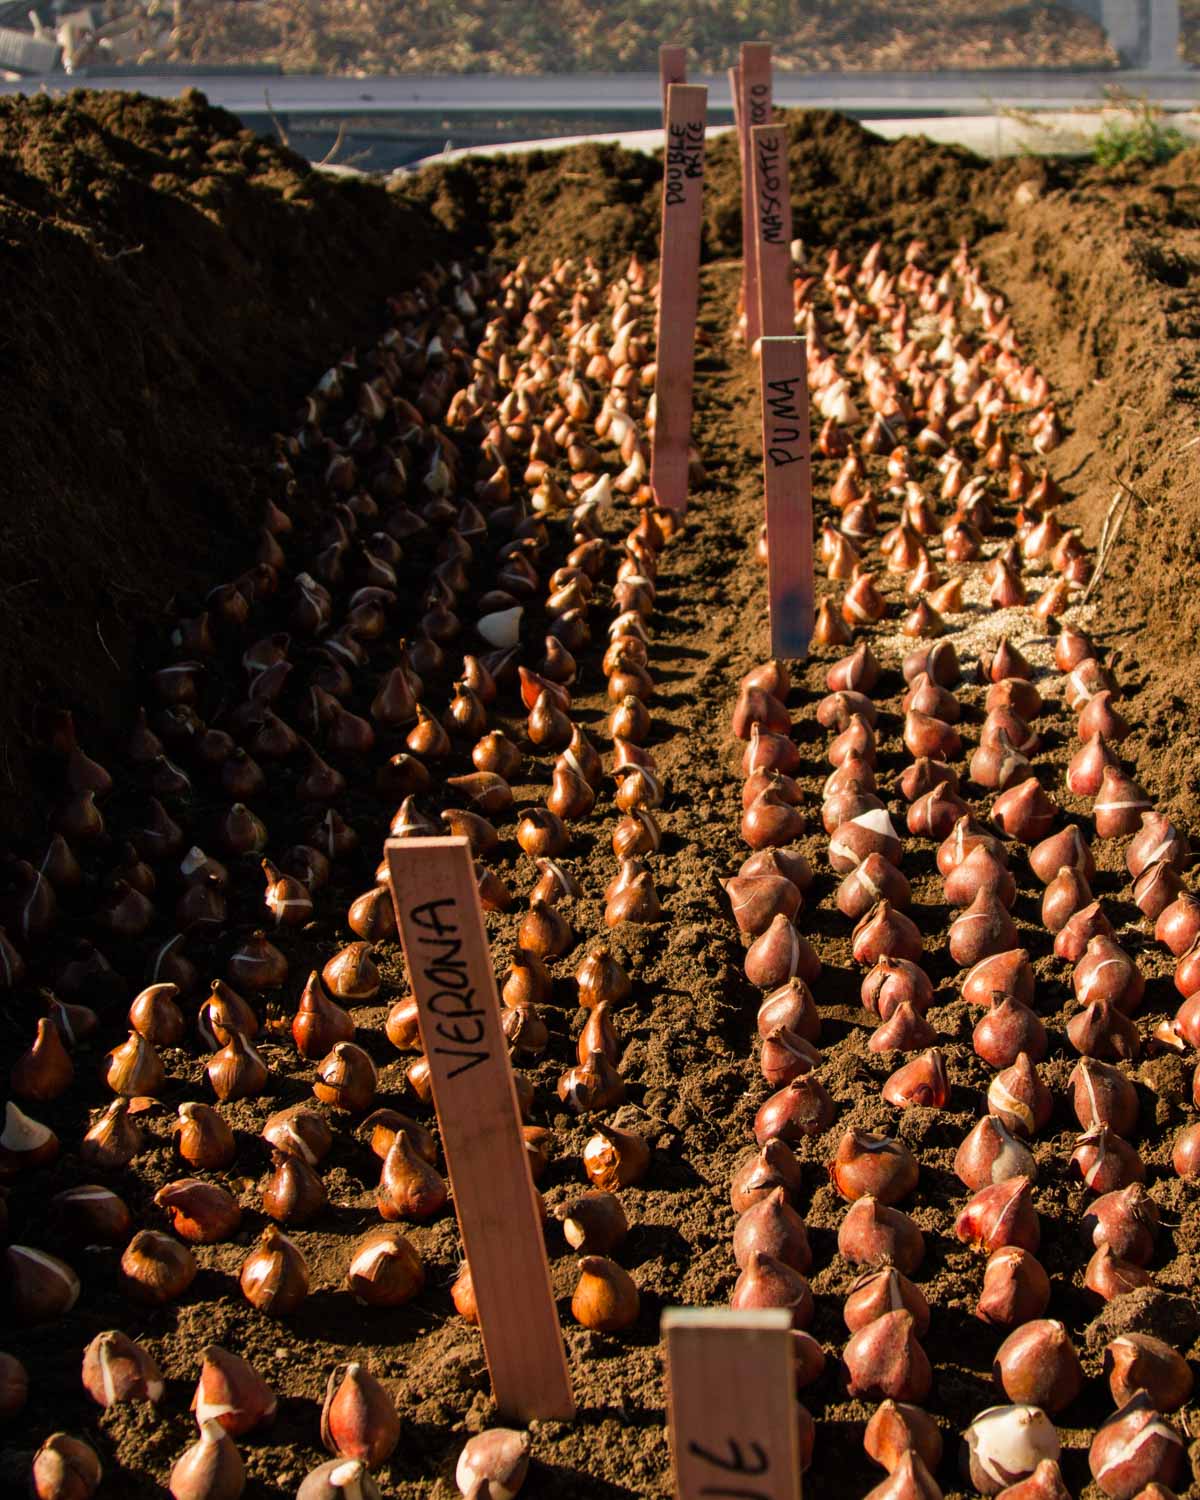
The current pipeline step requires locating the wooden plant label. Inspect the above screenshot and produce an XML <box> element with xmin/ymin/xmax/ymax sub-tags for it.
<box><xmin>759</xmin><ymin>336</ymin><xmax>814</xmax><ymax>659</ymax></box>
<box><xmin>750</xmin><ymin>121</ymin><xmax>793</xmax><ymax>341</ymax></box>
<box><xmin>659</xmin><ymin>45</ymin><xmax>687</xmax><ymax>117</ymax></box>
<box><xmin>663</xmin><ymin>1307</ymin><xmax>802</xmax><ymax>1500</ymax></box>
<box><xmin>738</xmin><ymin>42</ymin><xmax>773</xmax><ymax>349</ymax></box>
<box><xmin>728</xmin><ymin>65</ymin><xmax>745</xmax><ymax>331</ymax></box>
<box><xmin>651</xmin><ymin>82</ymin><xmax>708</xmax><ymax>514</ymax></box>
<box><xmin>385</xmin><ymin>835</ymin><xmax>575</xmax><ymax>1423</ymax></box>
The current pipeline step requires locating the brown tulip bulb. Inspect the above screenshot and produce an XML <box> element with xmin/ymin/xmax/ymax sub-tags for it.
<box><xmin>732</xmin><ymin>1187</ymin><xmax>812</xmax><ymax>1273</ymax></box>
<box><xmin>1104</xmin><ymin>1335</ymin><xmax>1193</xmax><ymax>1413</ymax></box>
<box><xmin>862</xmin><ymin>957</ymin><xmax>934</xmax><ymax>1019</ymax></box>
<box><xmin>207</xmin><ymin>1031</ymin><xmax>268</xmax><ymax>1103</ymax></box>
<box><xmin>576</xmin><ymin>947</ymin><xmax>632</xmax><ymax>1009</ymax></box>
<box><xmin>956</xmin><ymin>1177</ymin><xmax>1039</xmax><ymax>1254</ymax></box>
<box><xmin>974</xmin><ymin>997</ymin><xmax>1047</xmax><ymax>1069</ymax></box>
<box><xmin>730</xmin><ymin>1250</ymin><xmax>814</xmax><ymax>1329</ymax></box>
<box><xmin>1086</xmin><ymin>1244</ymin><xmax>1153</xmax><ymax>1304</ymax></box>
<box><xmin>103</xmin><ymin>1030</ymin><xmax>165</xmax><ymax>1098</ymax></box>
<box><xmin>155</xmin><ymin>1180</ymin><xmax>241</xmax><ymax>1244</ymax></box>
<box><xmin>129</xmin><ymin>983</ymin><xmax>186</xmax><ymax>1047</ymax></box>
<box><xmin>583</xmin><ymin>1122</ymin><xmax>651</xmax><ymax>1191</ymax></box>
<box><xmin>1082</xmin><ymin>1184</ymin><xmax>1158</xmax><ymax>1265</ymax></box>
<box><xmin>240</xmin><ymin>1226</ymin><xmax>309</xmax><ymax>1316</ymax></box>
<box><xmin>852</xmin><ymin>901</ymin><xmax>923</xmax><ymax>967</ymax></box>
<box><xmin>31</xmin><ymin>1434</ymin><xmax>102</xmax><ymax>1500</ymax></box>
<box><xmin>730</xmin><ymin>1138</ymin><xmax>802</xmax><ymax>1213</ymax></box>
<box><xmin>49</xmin><ymin>1184</ymin><xmax>130</xmax><ymax>1244</ymax></box>
<box><xmin>863</xmin><ymin>1453</ymin><xmax>942</xmax><ymax>1500</ymax></box>
<box><xmin>845</xmin><ymin>1267</ymin><xmax>931</xmax><ymax>1337</ymax></box>
<box><xmin>320</xmin><ymin>1362</ymin><xmax>400</xmax><ymax>1470</ymax></box>
<box><xmin>993</xmin><ymin>1320</ymin><xmax>1082</xmax><ymax>1413</ymax></box>
<box><xmin>120</xmin><ymin>1230</ymin><xmax>196</xmax><ymax>1305</ymax></box>
<box><xmin>955</xmin><ymin>1117</ymin><xmax>1037</xmax><ymax>1191</ymax></box>
<box><xmin>754</xmin><ymin>1076</ymin><xmax>835</xmax><ymax>1144</ymax></box>
<box><xmin>745</xmin><ymin>915</ymin><xmax>821</xmax><ymax>990</ymax></box>
<box><xmin>882</xmin><ymin>1049</ymin><xmax>950</xmax><ymax>1110</ymax></box>
<box><xmin>976</xmin><ymin>1246</ymin><xmax>1051</xmax><ymax>1328</ymax></box>
<box><xmin>1055</xmin><ymin>901</ymin><xmax>1114</xmax><ymax>964</ymax></box>
<box><xmin>837</xmin><ymin>1197</ymin><xmax>925</xmax><ymax>1274</ymax></box>
<box><xmin>843</xmin><ymin>1309</ymin><xmax>932</xmax><ymax>1404</ymax></box>
<box><xmin>989</xmin><ymin>1054</ymin><xmax>1054</xmax><ymax>1138</ymax></box>
<box><xmin>864</xmin><ymin>1399</ymin><xmax>942</xmax><ymax>1476</ymax></box>
<box><xmin>346</xmin><ymin>1226</ymin><xmax>424</xmax><ymax>1309</ymax></box>
<box><xmin>1070</xmin><ymin>1057</ymin><xmax>1138</xmax><ymax>1135</ymax></box>
<box><xmin>455</xmin><ymin>1428</ymin><xmax>532</xmax><ymax>1500</ymax></box>
<box><xmin>323</xmin><ymin>943</ymin><xmax>380</xmax><ymax>1002</ymax></box>
<box><xmin>1088</xmin><ymin>1393</ymin><xmax>1184</xmax><ymax>1500</ymax></box>
<box><xmin>174</xmin><ymin>1102</ymin><xmax>235</xmax><ymax>1170</ymax></box>
<box><xmin>293</xmin><ymin>972</ymin><xmax>355</xmax><ymax>1060</ymax></box>
<box><xmin>262</xmin><ymin>1150</ymin><xmax>327</xmax><ymax>1225</ymax></box>
<box><xmin>377</xmin><ymin>1132</ymin><xmax>447</xmax><ymax>1221</ymax></box>
<box><xmin>81</xmin><ymin>1330</ymin><xmax>164</xmax><ymax>1408</ymax></box>
<box><xmin>313</xmin><ymin>1042</ymin><xmax>377</xmax><ymax>1114</ymax></box>
<box><xmin>571</xmin><ymin>1254</ymin><xmax>639</xmax><ymax>1332</ymax></box>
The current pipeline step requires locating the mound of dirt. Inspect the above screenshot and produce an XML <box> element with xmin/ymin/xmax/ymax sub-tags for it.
<box><xmin>0</xmin><ymin>88</ymin><xmax>443</xmax><ymax>840</ymax></box>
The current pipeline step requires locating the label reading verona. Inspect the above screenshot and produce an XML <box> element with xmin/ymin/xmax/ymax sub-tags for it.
<box><xmin>665</xmin><ymin>119</ymin><xmax>705</xmax><ymax>206</ymax></box>
<box><xmin>386</xmin><ymin>835</ymin><xmax>575</xmax><ymax>1423</ymax></box>
<box><xmin>406</xmin><ymin>897</ymin><xmax>490</xmax><ymax>1076</ymax></box>
<box><xmin>663</xmin><ymin>1308</ymin><xmax>801</xmax><ymax>1500</ymax></box>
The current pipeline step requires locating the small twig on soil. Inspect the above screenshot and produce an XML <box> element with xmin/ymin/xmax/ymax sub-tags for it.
<box><xmin>1107</xmin><ymin>466</ymin><xmax>1159</xmax><ymax>516</ymax></box>
<box><xmin>1175</xmin><ymin>433</ymin><xmax>1200</xmax><ymax>455</ymax></box>
<box><xmin>2</xmin><ymin>577</ymin><xmax>39</xmax><ymax>595</ymax></box>
<box><xmin>263</xmin><ymin>90</ymin><xmax>290</xmax><ymax>149</ymax></box>
<box><xmin>315</xmin><ymin>121</ymin><xmax>348</xmax><ymax>167</ymax></box>
<box><xmin>1083</xmin><ymin>487</ymin><xmax>1133</xmax><ymax>604</ymax></box>
<box><xmin>98</xmin><ymin>242</ymin><xmax>144</xmax><ymax>263</ymax></box>
<box><xmin>95</xmin><ymin>621</ymin><xmax>120</xmax><ymax>672</ymax></box>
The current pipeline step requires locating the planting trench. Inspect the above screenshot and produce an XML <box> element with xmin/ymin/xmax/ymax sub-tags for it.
<box><xmin>4</xmin><ymin>94</ymin><xmax>1200</xmax><ymax>1500</ymax></box>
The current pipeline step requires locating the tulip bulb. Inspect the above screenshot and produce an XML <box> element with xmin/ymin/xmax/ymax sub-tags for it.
<box><xmin>845</xmin><ymin>1267</ymin><xmax>930</xmax><ymax>1336</ymax></box>
<box><xmin>1088</xmin><ymin>1392</ymin><xmax>1184</xmax><ymax>1500</ymax></box>
<box><xmin>962</xmin><ymin>1406</ymin><xmax>1060</xmax><ymax>1497</ymax></box>
<box><xmin>168</xmin><ymin>1418</ymin><xmax>244</xmax><ymax>1500</ymax></box>
<box><xmin>31</xmin><ymin>1434</ymin><xmax>102</xmax><ymax>1500</ymax></box>
<box><xmin>958</xmin><ymin>1168</ymin><xmax>1040</xmax><ymax>1254</ymax></box>
<box><xmin>456</xmin><ymin>1428</ymin><xmax>531</xmax><ymax>1500</ymax></box>
<box><xmin>843</xmin><ymin>1309</ymin><xmax>931</xmax><ymax>1404</ymax></box>
<box><xmin>320</xmin><ymin>1362</ymin><xmax>400</xmax><ymax>1470</ymax></box>
<box><xmin>976</xmin><ymin>1246</ymin><xmax>1051</xmax><ymax>1328</ymax></box>
<box><xmin>346</xmin><ymin>1226</ymin><xmax>425</xmax><ymax>1308</ymax></box>
<box><xmin>571</xmin><ymin>1254</ymin><xmax>639</xmax><ymax>1332</ymax></box>
<box><xmin>155</xmin><ymin>1180</ymin><xmax>242</xmax><ymax>1244</ymax></box>
<box><xmin>837</xmin><ymin>1197</ymin><xmax>924</xmax><ymax>1274</ymax></box>
<box><xmin>239</xmin><ymin>1226</ymin><xmax>309</xmax><ymax>1316</ymax></box>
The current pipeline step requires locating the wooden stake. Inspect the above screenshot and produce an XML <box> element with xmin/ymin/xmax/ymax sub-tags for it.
<box><xmin>659</xmin><ymin>45</ymin><xmax>687</xmax><ymax>119</ymax></box>
<box><xmin>728</xmin><ymin>64</ymin><xmax>745</xmax><ymax>334</ymax></box>
<box><xmin>663</xmin><ymin>1307</ymin><xmax>802</xmax><ymax>1500</ymax></box>
<box><xmin>738</xmin><ymin>42</ymin><xmax>773</xmax><ymax>350</ymax></box>
<box><xmin>650</xmin><ymin>83</ymin><xmax>707</xmax><ymax>514</ymax></box>
<box><xmin>759</xmin><ymin>336</ymin><xmax>814</xmax><ymax>659</ymax></box>
<box><xmin>385</xmin><ymin>835</ymin><xmax>574</xmax><ymax>1423</ymax></box>
<box><xmin>750</xmin><ymin>120</ymin><xmax>793</xmax><ymax>341</ymax></box>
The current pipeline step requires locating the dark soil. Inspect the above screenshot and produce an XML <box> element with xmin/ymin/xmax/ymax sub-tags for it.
<box><xmin>3</xmin><ymin>97</ymin><xmax>1200</xmax><ymax>1500</ymax></box>
<box><xmin>0</xmin><ymin>88</ymin><xmax>444</xmax><ymax>842</ymax></box>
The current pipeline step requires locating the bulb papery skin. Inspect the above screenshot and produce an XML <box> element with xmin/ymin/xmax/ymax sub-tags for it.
<box><xmin>961</xmin><ymin>1405</ymin><xmax>1061</xmax><ymax>1496</ymax></box>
